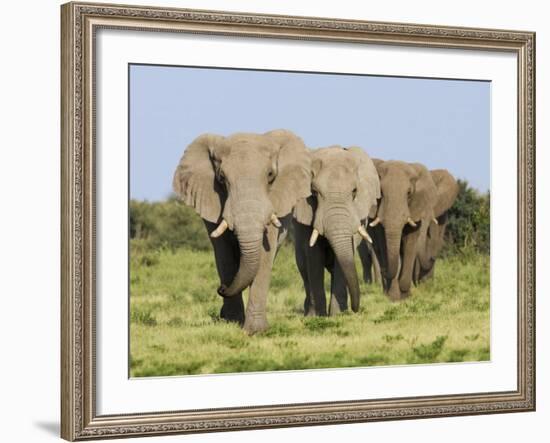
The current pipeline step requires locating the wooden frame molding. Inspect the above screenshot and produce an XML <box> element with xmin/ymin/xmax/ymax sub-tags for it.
<box><xmin>61</xmin><ymin>2</ymin><xmax>535</xmax><ymax>440</ymax></box>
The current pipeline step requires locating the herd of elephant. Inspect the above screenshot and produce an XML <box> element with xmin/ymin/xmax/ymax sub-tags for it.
<box><xmin>172</xmin><ymin>129</ymin><xmax>460</xmax><ymax>335</ymax></box>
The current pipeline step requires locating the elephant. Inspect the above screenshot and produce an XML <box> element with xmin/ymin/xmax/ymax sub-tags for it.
<box><xmin>172</xmin><ymin>129</ymin><xmax>311</xmax><ymax>334</ymax></box>
<box><xmin>368</xmin><ymin>160</ymin><xmax>438</xmax><ymax>301</ymax></box>
<box><xmin>413</xmin><ymin>169</ymin><xmax>459</xmax><ymax>284</ymax></box>
<box><xmin>293</xmin><ymin>146</ymin><xmax>380</xmax><ymax>316</ymax></box>
<box><xmin>358</xmin><ymin>238</ymin><xmax>382</xmax><ymax>285</ymax></box>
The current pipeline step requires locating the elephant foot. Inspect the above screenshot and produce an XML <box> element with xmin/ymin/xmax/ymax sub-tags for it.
<box><xmin>387</xmin><ymin>284</ymin><xmax>402</xmax><ymax>302</ymax></box>
<box><xmin>220</xmin><ymin>294</ymin><xmax>245</xmax><ymax>325</ymax></box>
<box><xmin>399</xmin><ymin>290</ymin><xmax>411</xmax><ymax>300</ymax></box>
<box><xmin>328</xmin><ymin>298</ymin><xmax>347</xmax><ymax>316</ymax></box>
<box><xmin>388</xmin><ymin>292</ymin><xmax>401</xmax><ymax>302</ymax></box>
<box><xmin>243</xmin><ymin>314</ymin><xmax>269</xmax><ymax>335</ymax></box>
<box><xmin>220</xmin><ymin>305</ymin><xmax>245</xmax><ymax>325</ymax></box>
<box><xmin>388</xmin><ymin>290</ymin><xmax>411</xmax><ymax>301</ymax></box>
<box><xmin>305</xmin><ymin>306</ymin><xmax>327</xmax><ymax>316</ymax></box>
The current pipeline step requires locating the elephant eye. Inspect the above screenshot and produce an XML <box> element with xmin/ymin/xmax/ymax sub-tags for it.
<box><xmin>267</xmin><ymin>168</ymin><xmax>276</xmax><ymax>183</ymax></box>
<box><xmin>352</xmin><ymin>188</ymin><xmax>358</xmax><ymax>200</ymax></box>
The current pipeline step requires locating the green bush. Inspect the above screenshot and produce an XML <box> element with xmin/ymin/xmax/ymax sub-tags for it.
<box><xmin>445</xmin><ymin>180</ymin><xmax>490</xmax><ymax>255</ymax></box>
<box><xmin>130</xmin><ymin>195</ymin><xmax>211</xmax><ymax>251</ymax></box>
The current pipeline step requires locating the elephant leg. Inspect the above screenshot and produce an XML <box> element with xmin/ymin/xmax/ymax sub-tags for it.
<box><xmin>243</xmin><ymin>224</ymin><xmax>279</xmax><ymax>335</ymax></box>
<box><xmin>220</xmin><ymin>295</ymin><xmax>245</xmax><ymax>325</ymax></box>
<box><xmin>300</xmin><ymin>263</ymin><xmax>313</xmax><ymax>316</ymax></box>
<box><xmin>305</xmin><ymin>240</ymin><xmax>327</xmax><ymax>316</ymax></box>
<box><xmin>387</xmin><ymin>277</ymin><xmax>402</xmax><ymax>301</ymax></box>
<box><xmin>370</xmin><ymin>225</ymin><xmax>388</xmax><ymax>290</ymax></box>
<box><xmin>357</xmin><ymin>240</ymin><xmax>373</xmax><ymax>284</ymax></box>
<box><xmin>415</xmin><ymin>221</ymin><xmax>433</xmax><ymax>274</ymax></box>
<box><xmin>413</xmin><ymin>258</ymin><xmax>421</xmax><ymax>286</ymax></box>
<box><xmin>399</xmin><ymin>231</ymin><xmax>420</xmax><ymax>299</ymax></box>
<box><xmin>329</xmin><ymin>261</ymin><xmax>348</xmax><ymax>315</ymax></box>
<box><xmin>387</xmin><ymin>256</ymin><xmax>402</xmax><ymax>302</ymax></box>
<box><xmin>205</xmin><ymin>221</ymin><xmax>244</xmax><ymax>324</ymax></box>
<box><xmin>293</xmin><ymin>222</ymin><xmax>311</xmax><ymax>314</ymax></box>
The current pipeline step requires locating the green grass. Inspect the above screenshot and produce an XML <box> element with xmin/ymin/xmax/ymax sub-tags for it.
<box><xmin>129</xmin><ymin>240</ymin><xmax>490</xmax><ymax>377</ymax></box>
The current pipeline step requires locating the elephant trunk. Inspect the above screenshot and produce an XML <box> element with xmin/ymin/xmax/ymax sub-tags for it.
<box><xmin>218</xmin><ymin>227</ymin><xmax>263</xmax><ymax>297</ymax></box>
<box><xmin>417</xmin><ymin>248</ymin><xmax>434</xmax><ymax>270</ymax></box>
<box><xmin>324</xmin><ymin>219</ymin><xmax>360</xmax><ymax>313</ymax></box>
<box><xmin>414</xmin><ymin>222</ymin><xmax>437</xmax><ymax>271</ymax></box>
<box><xmin>384</xmin><ymin>227</ymin><xmax>402</xmax><ymax>281</ymax></box>
<box><xmin>217</xmin><ymin>194</ymin><xmax>268</xmax><ymax>298</ymax></box>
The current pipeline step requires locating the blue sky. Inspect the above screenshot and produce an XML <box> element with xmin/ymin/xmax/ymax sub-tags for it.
<box><xmin>130</xmin><ymin>64</ymin><xmax>490</xmax><ymax>201</ymax></box>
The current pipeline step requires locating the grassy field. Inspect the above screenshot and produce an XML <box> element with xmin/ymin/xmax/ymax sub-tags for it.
<box><xmin>130</xmin><ymin>241</ymin><xmax>490</xmax><ymax>377</ymax></box>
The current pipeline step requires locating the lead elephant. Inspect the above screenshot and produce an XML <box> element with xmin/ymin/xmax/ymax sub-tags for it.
<box><xmin>293</xmin><ymin>146</ymin><xmax>380</xmax><ymax>316</ymax></box>
<box><xmin>172</xmin><ymin>130</ymin><xmax>311</xmax><ymax>334</ymax></box>
<box><xmin>369</xmin><ymin>160</ymin><xmax>438</xmax><ymax>301</ymax></box>
<box><xmin>413</xmin><ymin>169</ymin><xmax>459</xmax><ymax>284</ymax></box>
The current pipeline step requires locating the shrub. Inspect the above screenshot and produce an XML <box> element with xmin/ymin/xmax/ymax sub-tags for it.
<box><xmin>130</xmin><ymin>195</ymin><xmax>211</xmax><ymax>251</ymax></box>
<box><xmin>445</xmin><ymin>180</ymin><xmax>490</xmax><ymax>255</ymax></box>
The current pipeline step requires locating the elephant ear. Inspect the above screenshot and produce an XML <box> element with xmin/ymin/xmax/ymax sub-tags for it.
<box><xmin>172</xmin><ymin>134</ymin><xmax>226</xmax><ymax>223</ymax></box>
<box><xmin>293</xmin><ymin>195</ymin><xmax>317</xmax><ymax>226</ymax></box>
<box><xmin>408</xmin><ymin>163</ymin><xmax>438</xmax><ymax>223</ymax></box>
<box><xmin>371</xmin><ymin>158</ymin><xmax>385</xmax><ymax>170</ymax></box>
<box><xmin>431</xmin><ymin>169</ymin><xmax>460</xmax><ymax>217</ymax></box>
<box><xmin>346</xmin><ymin>147</ymin><xmax>381</xmax><ymax>221</ymax></box>
<box><xmin>265</xmin><ymin>130</ymin><xmax>312</xmax><ymax>218</ymax></box>
<box><xmin>374</xmin><ymin>159</ymin><xmax>389</xmax><ymax>179</ymax></box>
<box><xmin>292</xmin><ymin>149</ymin><xmax>317</xmax><ymax>226</ymax></box>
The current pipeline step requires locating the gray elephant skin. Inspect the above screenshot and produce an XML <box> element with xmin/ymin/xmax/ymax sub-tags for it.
<box><xmin>413</xmin><ymin>169</ymin><xmax>459</xmax><ymax>284</ymax></box>
<box><xmin>172</xmin><ymin>130</ymin><xmax>311</xmax><ymax>334</ymax></box>
<box><xmin>369</xmin><ymin>160</ymin><xmax>439</xmax><ymax>301</ymax></box>
<box><xmin>293</xmin><ymin>146</ymin><xmax>380</xmax><ymax>316</ymax></box>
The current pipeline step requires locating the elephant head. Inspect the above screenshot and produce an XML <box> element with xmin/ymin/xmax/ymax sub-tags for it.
<box><xmin>425</xmin><ymin>169</ymin><xmax>460</xmax><ymax>262</ymax></box>
<box><xmin>294</xmin><ymin>146</ymin><xmax>380</xmax><ymax>312</ymax></box>
<box><xmin>371</xmin><ymin>161</ymin><xmax>437</xmax><ymax>288</ymax></box>
<box><xmin>172</xmin><ymin>130</ymin><xmax>311</xmax><ymax>297</ymax></box>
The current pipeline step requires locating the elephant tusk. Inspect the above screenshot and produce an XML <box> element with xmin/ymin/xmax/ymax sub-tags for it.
<box><xmin>210</xmin><ymin>219</ymin><xmax>229</xmax><ymax>238</ymax></box>
<box><xmin>432</xmin><ymin>217</ymin><xmax>439</xmax><ymax>225</ymax></box>
<box><xmin>369</xmin><ymin>217</ymin><xmax>380</xmax><ymax>227</ymax></box>
<box><xmin>407</xmin><ymin>217</ymin><xmax>417</xmax><ymax>227</ymax></box>
<box><xmin>309</xmin><ymin>228</ymin><xmax>320</xmax><ymax>247</ymax></box>
<box><xmin>358</xmin><ymin>225</ymin><xmax>373</xmax><ymax>244</ymax></box>
<box><xmin>270</xmin><ymin>213</ymin><xmax>282</xmax><ymax>228</ymax></box>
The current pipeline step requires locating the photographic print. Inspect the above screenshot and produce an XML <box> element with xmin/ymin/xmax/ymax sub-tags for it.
<box><xmin>129</xmin><ymin>65</ymin><xmax>490</xmax><ymax>377</ymax></box>
<box><xmin>61</xmin><ymin>4</ymin><xmax>534</xmax><ymax>439</ymax></box>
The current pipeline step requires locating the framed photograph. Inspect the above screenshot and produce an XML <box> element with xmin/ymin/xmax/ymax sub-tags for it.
<box><xmin>61</xmin><ymin>2</ymin><xmax>535</xmax><ymax>440</ymax></box>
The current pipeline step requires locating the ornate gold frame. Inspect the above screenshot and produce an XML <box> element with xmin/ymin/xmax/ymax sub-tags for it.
<box><xmin>61</xmin><ymin>2</ymin><xmax>535</xmax><ymax>440</ymax></box>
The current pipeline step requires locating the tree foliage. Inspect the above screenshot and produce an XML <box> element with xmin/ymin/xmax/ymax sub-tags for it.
<box><xmin>445</xmin><ymin>180</ymin><xmax>490</xmax><ymax>255</ymax></box>
<box><xmin>130</xmin><ymin>195</ymin><xmax>211</xmax><ymax>251</ymax></box>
